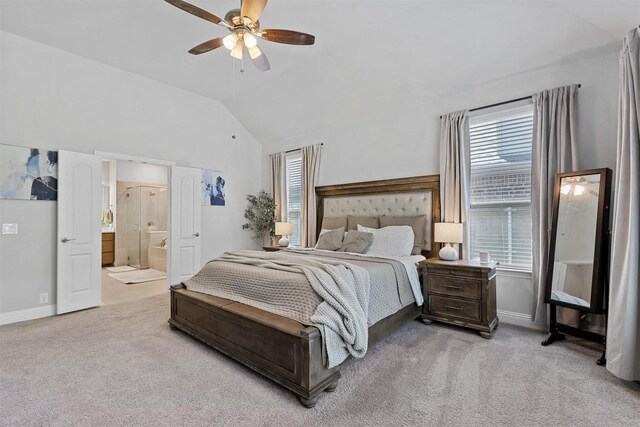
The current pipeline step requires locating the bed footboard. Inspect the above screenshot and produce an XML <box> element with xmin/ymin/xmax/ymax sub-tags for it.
<box><xmin>169</xmin><ymin>285</ymin><xmax>340</xmax><ymax>407</ymax></box>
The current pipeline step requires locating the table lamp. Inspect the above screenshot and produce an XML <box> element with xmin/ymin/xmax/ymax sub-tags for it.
<box><xmin>434</xmin><ymin>222</ymin><xmax>463</xmax><ymax>261</ymax></box>
<box><xmin>275</xmin><ymin>222</ymin><xmax>293</xmax><ymax>247</ymax></box>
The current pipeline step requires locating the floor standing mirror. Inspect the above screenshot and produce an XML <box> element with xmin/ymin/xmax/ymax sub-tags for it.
<box><xmin>541</xmin><ymin>168</ymin><xmax>612</xmax><ymax>365</ymax></box>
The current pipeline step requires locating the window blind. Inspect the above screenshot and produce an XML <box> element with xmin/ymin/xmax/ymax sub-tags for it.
<box><xmin>469</xmin><ymin>107</ymin><xmax>533</xmax><ymax>269</ymax></box>
<box><xmin>285</xmin><ymin>154</ymin><xmax>302</xmax><ymax>246</ymax></box>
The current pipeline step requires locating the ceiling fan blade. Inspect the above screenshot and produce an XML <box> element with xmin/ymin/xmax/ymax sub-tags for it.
<box><xmin>241</xmin><ymin>0</ymin><xmax>268</xmax><ymax>23</ymax></box>
<box><xmin>188</xmin><ymin>37</ymin><xmax>224</xmax><ymax>55</ymax></box>
<box><xmin>165</xmin><ymin>0</ymin><xmax>228</xmax><ymax>26</ymax></box>
<box><xmin>259</xmin><ymin>29</ymin><xmax>315</xmax><ymax>45</ymax></box>
<box><xmin>248</xmin><ymin>46</ymin><xmax>270</xmax><ymax>72</ymax></box>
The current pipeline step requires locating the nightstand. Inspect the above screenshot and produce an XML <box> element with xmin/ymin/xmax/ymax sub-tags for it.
<box><xmin>262</xmin><ymin>246</ymin><xmax>283</xmax><ymax>252</ymax></box>
<box><xmin>421</xmin><ymin>258</ymin><xmax>498</xmax><ymax>338</ymax></box>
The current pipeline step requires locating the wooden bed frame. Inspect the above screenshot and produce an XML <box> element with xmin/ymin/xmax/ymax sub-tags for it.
<box><xmin>168</xmin><ymin>175</ymin><xmax>441</xmax><ymax>407</ymax></box>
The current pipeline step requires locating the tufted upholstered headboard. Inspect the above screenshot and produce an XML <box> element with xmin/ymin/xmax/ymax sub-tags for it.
<box><xmin>315</xmin><ymin>175</ymin><xmax>441</xmax><ymax>257</ymax></box>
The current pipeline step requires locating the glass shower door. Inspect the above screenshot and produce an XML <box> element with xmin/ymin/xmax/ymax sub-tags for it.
<box><xmin>126</xmin><ymin>186</ymin><xmax>141</xmax><ymax>268</ymax></box>
<box><xmin>139</xmin><ymin>187</ymin><xmax>152</xmax><ymax>269</ymax></box>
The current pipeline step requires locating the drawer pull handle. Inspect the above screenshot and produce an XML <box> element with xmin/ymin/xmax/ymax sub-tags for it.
<box><xmin>449</xmin><ymin>270</ymin><xmax>455</xmax><ymax>275</ymax></box>
<box><xmin>444</xmin><ymin>285</ymin><xmax>463</xmax><ymax>290</ymax></box>
<box><xmin>444</xmin><ymin>305</ymin><xmax>464</xmax><ymax>312</ymax></box>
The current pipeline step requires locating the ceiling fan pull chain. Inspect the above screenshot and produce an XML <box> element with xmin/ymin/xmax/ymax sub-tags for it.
<box><xmin>231</xmin><ymin>56</ymin><xmax>238</xmax><ymax>140</ymax></box>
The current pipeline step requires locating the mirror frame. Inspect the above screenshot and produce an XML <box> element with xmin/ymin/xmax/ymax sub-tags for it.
<box><xmin>544</xmin><ymin>168</ymin><xmax>612</xmax><ymax>313</ymax></box>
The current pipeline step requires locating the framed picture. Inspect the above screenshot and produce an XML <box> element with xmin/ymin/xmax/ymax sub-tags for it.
<box><xmin>0</xmin><ymin>144</ymin><xmax>58</xmax><ymax>201</ymax></box>
<box><xmin>201</xmin><ymin>170</ymin><xmax>225</xmax><ymax>206</ymax></box>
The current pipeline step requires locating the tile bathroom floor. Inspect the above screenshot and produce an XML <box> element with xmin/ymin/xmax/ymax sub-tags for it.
<box><xmin>101</xmin><ymin>268</ymin><xmax>168</xmax><ymax>306</ymax></box>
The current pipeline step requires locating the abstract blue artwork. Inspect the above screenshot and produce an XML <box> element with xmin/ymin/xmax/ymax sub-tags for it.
<box><xmin>0</xmin><ymin>144</ymin><xmax>58</xmax><ymax>201</ymax></box>
<box><xmin>201</xmin><ymin>170</ymin><xmax>225</xmax><ymax>206</ymax></box>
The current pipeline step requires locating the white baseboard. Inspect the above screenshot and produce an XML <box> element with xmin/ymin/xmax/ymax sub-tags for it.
<box><xmin>0</xmin><ymin>305</ymin><xmax>56</xmax><ymax>326</ymax></box>
<box><xmin>497</xmin><ymin>309</ymin><xmax>546</xmax><ymax>331</ymax></box>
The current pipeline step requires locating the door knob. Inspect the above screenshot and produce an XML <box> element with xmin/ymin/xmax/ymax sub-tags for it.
<box><xmin>193</xmin><ymin>232</ymin><xmax>200</xmax><ymax>237</ymax></box>
<box><xmin>60</xmin><ymin>237</ymin><xmax>76</xmax><ymax>243</ymax></box>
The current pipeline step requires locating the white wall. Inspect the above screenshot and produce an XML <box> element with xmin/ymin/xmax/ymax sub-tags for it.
<box><xmin>0</xmin><ymin>31</ymin><xmax>263</xmax><ymax>319</ymax></box>
<box><xmin>262</xmin><ymin>43</ymin><xmax>619</xmax><ymax>185</ymax></box>
<box><xmin>101</xmin><ymin>160</ymin><xmax>117</xmax><ymax>231</ymax></box>
<box><xmin>260</xmin><ymin>42</ymin><xmax>621</xmax><ymax>326</ymax></box>
<box><xmin>115</xmin><ymin>161</ymin><xmax>168</xmax><ymax>185</ymax></box>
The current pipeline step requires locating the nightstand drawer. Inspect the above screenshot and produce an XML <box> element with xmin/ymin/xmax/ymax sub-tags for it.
<box><xmin>427</xmin><ymin>265</ymin><xmax>481</xmax><ymax>279</ymax></box>
<box><xmin>429</xmin><ymin>275</ymin><xmax>481</xmax><ymax>300</ymax></box>
<box><xmin>429</xmin><ymin>295</ymin><xmax>481</xmax><ymax>322</ymax></box>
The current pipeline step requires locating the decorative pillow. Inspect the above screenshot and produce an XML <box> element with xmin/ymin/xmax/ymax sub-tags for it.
<box><xmin>347</xmin><ymin>215</ymin><xmax>379</xmax><ymax>231</ymax></box>
<box><xmin>315</xmin><ymin>227</ymin><xmax>345</xmax><ymax>251</ymax></box>
<box><xmin>321</xmin><ymin>216</ymin><xmax>347</xmax><ymax>231</ymax></box>
<box><xmin>379</xmin><ymin>215</ymin><xmax>427</xmax><ymax>255</ymax></box>
<box><xmin>358</xmin><ymin>225</ymin><xmax>414</xmax><ymax>257</ymax></box>
<box><xmin>338</xmin><ymin>231</ymin><xmax>374</xmax><ymax>254</ymax></box>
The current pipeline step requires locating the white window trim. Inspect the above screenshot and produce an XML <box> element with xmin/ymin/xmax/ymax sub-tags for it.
<box><xmin>496</xmin><ymin>265</ymin><xmax>533</xmax><ymax>278</ymax></box>
<box><xmin>285</xmin><ymin>151</ymin><xmax>302</xmax><ymax>247</ymax></box>
<box><xmin>468</xmin><ymin>100</ymin><xmax>534</xmax><ymax>270</ymax></box>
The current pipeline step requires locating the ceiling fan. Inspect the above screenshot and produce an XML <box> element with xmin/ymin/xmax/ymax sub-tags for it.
<box><xmin>165</xmin><ymin>0</ymin><xmax>315</xmax><ymax>72</ymax></box>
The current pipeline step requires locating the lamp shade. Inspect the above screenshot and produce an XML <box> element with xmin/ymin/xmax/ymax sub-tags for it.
<box><xmin>275</xmin><ymin>222</ymin><xmax>293</xmax><ymax>236</ymax></box>
<box><xmin>434</xmin><ymin>222</ymin><xmax>463</xmax><ymax>244</ymax></box>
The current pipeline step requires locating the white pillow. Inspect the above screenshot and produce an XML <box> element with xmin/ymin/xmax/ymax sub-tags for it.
<box><xmin>357</xmin><ymin>225</ymin><xmax>414</xmax><ymax>257</ymax></box>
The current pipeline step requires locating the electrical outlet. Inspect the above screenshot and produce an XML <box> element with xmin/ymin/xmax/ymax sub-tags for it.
<box><xmin>39</xmin><ymin>293</ymin><xmax>48</xmax><ymax>304</ymax></box>
<box><xmin>2</xmin><ymin>224</ymin><xmax>18</xmax><ymax>234</ymax></box>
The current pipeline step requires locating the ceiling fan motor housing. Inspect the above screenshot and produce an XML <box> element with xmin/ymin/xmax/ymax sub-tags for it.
<box><xmin>224</xmin><ymin>8</ymin><xmax>259</xmax><ymax>32</ymax></box>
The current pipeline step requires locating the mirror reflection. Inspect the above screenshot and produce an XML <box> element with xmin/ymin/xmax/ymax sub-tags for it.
<box><xmin>549</xmin><ymin>173</ymin><xmax>600</xmax><ymax>308</ymax></box>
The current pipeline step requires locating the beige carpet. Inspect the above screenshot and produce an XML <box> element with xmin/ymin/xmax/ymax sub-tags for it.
<box><xmin>1</xmin><ymin>294</ymin><xmax>638</xmax><ymax>426</ymax></box>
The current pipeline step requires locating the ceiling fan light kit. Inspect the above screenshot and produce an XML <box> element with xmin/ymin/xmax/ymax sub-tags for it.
<box><xmin>244</xmin><ymin>33</ymin><xmax>258</xmax><ymax>49</ymax></box>
<box><xmin>165</xmin><ymin>0</ymin><xmax>316</xmax><ymax>72</ymax></box>
<box><xmin>230</xmin><ymin>41</ymin><xmax>244</xmax><ymax>60</ymax></box>
<box><xmin>248</xmin><ymin>46</ymin><xmax>262</xmax><ymax>59</ymax></box>
<box><xmin>222</xmin><ymin>33</ymin><xmax>238</xmax><ymax>50</ymax></box>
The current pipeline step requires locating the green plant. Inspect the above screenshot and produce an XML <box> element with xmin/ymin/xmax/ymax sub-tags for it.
<box><xmin>242</xmin><ymin>190</ymin><xmax>276</xmax><ymax>242</ymax></box>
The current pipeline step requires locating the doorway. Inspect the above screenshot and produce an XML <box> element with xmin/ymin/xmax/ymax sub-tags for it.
<box><xmin>57</xmin><ymin>151</ymin><xmax>201</xmax><ymax>314</ymax></box>
<box><xmin>100</xmin><ymin>158</ymin><xmax>170</xmax><ymax>306</ymax></box>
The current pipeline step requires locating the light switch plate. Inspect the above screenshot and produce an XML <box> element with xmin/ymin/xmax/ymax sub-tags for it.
<box><xmin>2</xmin><ymin>224</ymin><xmax>18</xmax><ymax>234</ymax></box>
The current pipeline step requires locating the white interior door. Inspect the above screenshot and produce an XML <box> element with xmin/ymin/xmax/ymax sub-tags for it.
<box><xmin>57</xmin><ymin>150</ymin><xmax>101</xmax><ymax>314</ymax></box>
<box><xmin>169</xmin><ymin>166</ymin><xmax>202</xmax><ymax>285</ymax></box>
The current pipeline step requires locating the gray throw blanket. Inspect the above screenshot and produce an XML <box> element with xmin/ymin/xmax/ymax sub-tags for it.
<box><xmin>214</xmin><ymin>250</ymin><xmax>370</xmax><ymax>368</ymax></box>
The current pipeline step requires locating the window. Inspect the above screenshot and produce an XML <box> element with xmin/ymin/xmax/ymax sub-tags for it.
<box><xmin>469</xmin><ymin>103</ymin><xmax>533</xmax><ymax>270</ymax></box>
<box><xmin>285</xmin><ymin>152</ymin><xmax>302</xmax><ymax>246</ymax></box>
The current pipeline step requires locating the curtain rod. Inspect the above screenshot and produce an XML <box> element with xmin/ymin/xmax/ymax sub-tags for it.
<box><xmin>285</xmin><ymin>143</ymin><xmax>323</xmax><ymax>154</ymax></box>
<box><xmin>439</xmin><ymin>83</ymin><xmax>581</xmax><ymax>119</ymax></box>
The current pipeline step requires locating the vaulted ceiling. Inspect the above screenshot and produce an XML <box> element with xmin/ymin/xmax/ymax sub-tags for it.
<box><xmin>1</xmin><ymin>1</ymin><xmax>638</xmax><ymax>146</ymax></box>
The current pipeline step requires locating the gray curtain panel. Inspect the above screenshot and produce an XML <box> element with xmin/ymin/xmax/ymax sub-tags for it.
<box><xmin>439</xmin><ymin>110</ymin><xmax>471</xmax><ymax>259</ymax></box>
<box><xmin>301</xmin><ymin>144</ymin><xmax>322</xmax><ymax>247</ymax></box>
<box><xmin>531</xmin><ymin>84</ymin><xmax>579</xmax><ymax>323</ymax></box>
<box><xmin>607</xmin><ymin>28</ymin><xmax>640</xmax><ymax>381</ymax></box>
<box><xmin>270</xmin><ymin>152</ymin><xmax>287</xmax><ymax>223</ymax></box>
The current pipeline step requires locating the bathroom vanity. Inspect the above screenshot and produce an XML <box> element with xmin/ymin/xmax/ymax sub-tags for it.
<box><xmin>101</xmin><ymin>231</ymin><xmax>115</xmax><ymax>267</ymax></box>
